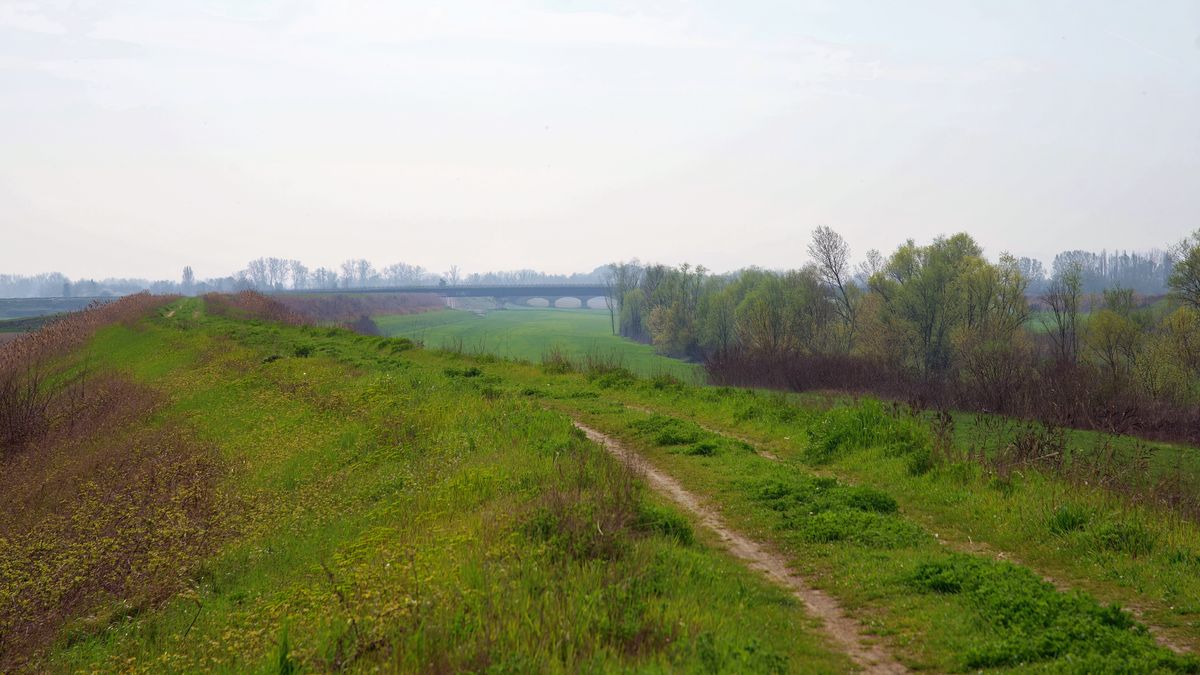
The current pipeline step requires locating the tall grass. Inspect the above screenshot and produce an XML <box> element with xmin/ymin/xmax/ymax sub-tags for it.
<box><xmin>0</xmin><ymin>293</ymin><xmax>173</xmax><ymax>454</ymax></box>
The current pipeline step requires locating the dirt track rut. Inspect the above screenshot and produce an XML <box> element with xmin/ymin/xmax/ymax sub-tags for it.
<box><xmin>575</xmin><ymin>421</ymin><xmax>906</xmax><ymax>674</ymax></box>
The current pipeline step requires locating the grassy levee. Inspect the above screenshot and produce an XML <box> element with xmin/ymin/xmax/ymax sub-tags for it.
<box><xmin>4</xmin><ymin>298</ymin><xmax>850</xmax><ymax>672</ymax></box>
<box><xmin>394</xmin><ymin>350</ymin><xmax>1200</xmax><ymax>671</ymax></box>
<box><xmin>375</xmin><ymin>308</ymin><xmax>702</xmax><ymax>381</ymax></box>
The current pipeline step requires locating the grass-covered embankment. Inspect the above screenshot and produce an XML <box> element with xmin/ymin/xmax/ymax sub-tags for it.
<box><xmin>2</xmin><ymin>297</ymin><xmax>848</xmax><ymax>672</ymax></box>
<box><xmin>399</xmin><ymin>349</ymin><xmax>1200</xmax><ymax>671</ymax></box>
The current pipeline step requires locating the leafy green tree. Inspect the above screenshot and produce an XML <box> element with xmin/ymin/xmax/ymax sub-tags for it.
<box><xmin>1169</xmin><ymin>230</ymin><xmax>1200</xmax><ymax>310</ymax></box>
<box><xmin>870</xmin><ymin>233</ymin><xmax>983</xmax><ymax>376</ymax></box>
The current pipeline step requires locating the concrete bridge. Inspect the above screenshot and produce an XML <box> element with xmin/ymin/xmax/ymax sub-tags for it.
<box><xmin>282</xmin><ymin>284</ymin><xmax>611</xmax><ymax>309</ymax></box>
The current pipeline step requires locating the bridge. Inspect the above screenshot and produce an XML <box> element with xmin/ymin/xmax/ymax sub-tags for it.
<box><xmin>278</xmin><ymin>284</ymin><xmax>611</xmax><ymax>308</ymax></box>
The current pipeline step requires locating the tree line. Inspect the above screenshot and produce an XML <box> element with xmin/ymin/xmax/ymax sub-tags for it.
<box><xmin>604</xmin><ymin>229</ymin><xmax>1200</xmax><ymax>443</ymax></box>
<box><xmin>0</xmin><ymin>260</ymin><xmax>610</xmax><ymax>298</ymax></box>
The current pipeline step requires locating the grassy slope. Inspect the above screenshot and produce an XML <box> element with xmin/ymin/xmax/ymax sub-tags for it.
<box><xmin>375</xmin><ymin>308</ymin><xmax>701</xmax><ymax>381</ymax></box>
<box><xmin>396</xmin><ymin>350</ymin><xmax>1200</xmax><ymax>671</ymax></box>
<box><xmin>14</xmin><ymin>299</ymin><xmax>848</xmax><ymax>672</ymax></box>
<box><xmin>11</xmin><ymin>300</ymin><xmax>1200</xmax><ymax>671</ymax></box>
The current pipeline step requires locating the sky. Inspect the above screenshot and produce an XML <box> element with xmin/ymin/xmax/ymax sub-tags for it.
<box><xmin>1</xmin><ymin>0</ymin><xmax>1198</xmax><ymax>281</ymax></box>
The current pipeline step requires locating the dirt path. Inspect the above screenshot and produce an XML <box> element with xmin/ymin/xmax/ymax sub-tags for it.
<box><xmin>575</xmin><ymin>421</ymin><xmax>907</xmax><ymax>674</ymax></box>
<box><xmin>618</xmin><ymin>401</ymin><xmax>1194</xmax><ymax>656</ymax></box>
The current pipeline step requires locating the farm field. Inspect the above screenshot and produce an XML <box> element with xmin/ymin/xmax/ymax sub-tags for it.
<box><xmin>3</xmin><ymin>296</ymin><xmax>1199</xmax><ymax>672</ymax></box>
<box><xmin>375</xmin><ymin>307</ymin><xmax>702</xmax><ymax>381</ymax></box>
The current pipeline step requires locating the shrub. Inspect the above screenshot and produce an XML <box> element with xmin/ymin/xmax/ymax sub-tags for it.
<box><xmin>843</xmin><ymin>486</ymin><xmax>898</xmax><ymax>514</ymax></box>
<box><xmin>680</xmin><ymin>440</ymin><xmax>719</xmax><ymax>456</ymax></box>
<box><xmin>633</xmin><ymin>502</ymin><xmax>694</xmax><ymax>546</ymax></box>
<box><xmin>628</xmin><ymin>415</ymin><xmax>703</xmax><ymax>447</ymax></box>
<box><xmin>1</xmin><ymin>293</ymin><xmax>174</xmax><ymax>455</ymax></box>
<box><xmin>590</xmin><ymin>367</ymin><xmax>638</xmax><ymax>389</ymax></box>
<box><xmin>541</xmin><ymin>347</ymin><xmax>575</xmax><ymax>374</ymax></box>
<box><xmin>1091</xmin><ymin>520</ymin><xmax>1157</xmax><ymax>558</ymax></box>
<box><xmin>1047</xmin><ymin>504</ymin><xmax>1090</xmax><ymax>535</ymax></box>
<box><xmin>805</xmin><ymin>399</ymin><xmax>929</xmax><ymax>465</ymax></box>
<box><xmin>908</xmin><ymin>554</ymin><xmax>1194</xmax><ymax>671</ymax></box>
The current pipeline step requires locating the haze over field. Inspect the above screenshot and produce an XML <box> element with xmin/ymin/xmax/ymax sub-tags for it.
<box><xmin>3</xmin><ymin>1</ymin><xmax>1199</xmax><ymax>280</ymax></box>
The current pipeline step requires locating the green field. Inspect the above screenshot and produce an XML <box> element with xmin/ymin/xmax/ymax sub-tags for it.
<box><xmin>376</xmin><ymin>308</ymin><xmax>702</xmax><ymax>381</ymax></box>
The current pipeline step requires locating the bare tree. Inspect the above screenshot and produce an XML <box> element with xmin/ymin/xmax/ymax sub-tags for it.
<box><xmin>808</xmin><ymin>226</ymin><xmax>858</xmax><ymax>349</ymax></box>
<box><xmin>266</xmin><ymin>257</ymin><xmax>289</xmax><ymax>290</ymax></box>
<box><xmin>445</xmin><ymin>265</ymin><xmax>461</xmax><ymax>286</ymax></box>
<box><xmin>1041</xmin><ymin>263</ymin><xmax>1083</xmax><ymax>365</ymax></box>
<box><xmin>382</xmin><ymin>262</ymin><xmax>426</xmax><ymax>285</ymax></box>
<box><xmin>312</xmin><ymin>267</ymin><xmax>338</xmax><ymax>289</ymax></box>
<box><xmin>181</xmin><ymin>266</ymin><xmax>195</xmax><ymax>294</ymax></box>
<box><xmin>245</xmin><ymin>258</ymin><xmax>270</xmax><ymax>289</ymax></box>
<box><xmin>289</xmin><ymin>261</ymin><xmax>309</xmax><ymax>290</ymax></box>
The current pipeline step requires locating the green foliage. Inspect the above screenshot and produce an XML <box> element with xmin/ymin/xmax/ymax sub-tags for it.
<box><xmin>804</xmin><ymin>399</ymin><xmax>929</xmax><ymax>466</ymax></box>
<box><xmin>1048</xmin><ymin>504</ymin><xmax>1091</xmax><ymax>534</ymax></box>
<box><xmin>634</xmin><ymin>501</ymin><xmax>694</xmax><ymax>546</ymax></box>
<box><xmin>1169</xmin><ymin>231</ymin><xmax>1200</xmax><ymax>310</ymax></box>
<box><xmin>909</xmin><ymin>554</ymin><xmax>1197</xmax><ymax>671</ymax></box>
<box><xmin>1091</xmin><ymin>520</ymin><xmax>1158</xmax><ymax>558</ymax></box>
<box><xmin>753</xmin><ymin>475</ymin><xmax>923</xmax><ymax>548</ymax></box>
<box><xmin>21</xmin><ymin>299</ymin><xmax>850</xmax><ymax>672</ymax></box>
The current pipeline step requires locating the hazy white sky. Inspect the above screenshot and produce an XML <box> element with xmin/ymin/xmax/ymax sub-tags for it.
<box><xmin>2</xmin><ymin>0</ymin><xmax>1198</xmax><ymax>280</ymax></box>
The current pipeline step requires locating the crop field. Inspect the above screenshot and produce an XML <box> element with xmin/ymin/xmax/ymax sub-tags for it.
<box><xmin>3</xmin><ymin>297</ymin><xmax>1199</xmax><ymax>672</ymax></box>
<box><xmin>375</xmin><ymin>307</ymin><xmax>702</xmax><ymax>381</ymax></box>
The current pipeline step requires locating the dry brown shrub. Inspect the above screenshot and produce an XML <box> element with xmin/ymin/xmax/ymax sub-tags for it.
<box><xmin>202</xmin><ymin>290</ymin><xmax>309</xmax><ymax>325</ymax></box>
<box><xmin>0</xmin><ymin>376</ymin><xmax>229</xmax><ymax>670</ymax></box>
<box><xmin>0</xmin><ymin>292</ymin><xmax>175</xmax><ymax>454</ymax></box>
<box><xmin>276</xmin><ymin>293</ymin><xmax>442</xmax><ymax>325</ymax></box>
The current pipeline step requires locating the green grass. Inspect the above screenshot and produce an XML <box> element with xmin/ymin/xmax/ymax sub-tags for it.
<box><xmin>9</xmin><ymin>298</ymin><xmax>849</xmax><ymax>672</ymax></box>
<box><xmin>375</xmin><ymin>308</ymin><xmax>702</xmax><ymax>380</ymax></box>
<box><xmin>10</xmin><ymin>299</ymin><xmax>1200</xmax><ymax>671</ymax></box>
<box><xmin>389</xmin><ymin>351</ymin><xmax>1200</xmax><ymax>667</ymax></box>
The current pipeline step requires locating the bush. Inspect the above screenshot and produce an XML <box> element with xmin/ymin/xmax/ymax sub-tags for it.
<box><xmin>680</xmin><ymin>440</ymin><xmax>719</xmax><ymax>456</ymax></box>
<box><xmin>1091</xmin><ymin>520</ymin><xmax>1157</xmax><ymax>558</ymax></box>
<box><xmin>541</xmin><ymin>347</ymin><xmax>575</xmax><ymax>374</ymax></box>
<box><xmin>634</xmin><ymin>502</ymin><xmax>694</xmax><ymax>546</ymax></box>
<box><xmin>628</xmin><ymin>415</ymin><xmax>703</xmax><ymax>447</ymax></box>
<box><xmin>1048</xmin><ymin>504</ymin><xmax>1090</xmax><ymax>535</ymax></box>
<box><xmin>805</xmin><ymin>399</ymin><xmax>930</xmax><ymax>465</ymax></box>
<box><xmin>908</xmin><ymin>554</ymin><xmax>1194</xmax><ymax>671</ymax></box>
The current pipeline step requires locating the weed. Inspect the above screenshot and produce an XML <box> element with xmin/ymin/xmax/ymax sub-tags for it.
<box><xmin>908</xmin><ymin>554</ymin><xmax>1197</xmax><ymax>671</ymax></box>
<box><xmin>805</xmin><ymin>399</ymin><xmax>929</xmax><ymax>465</ymax></box>
<box><xmin>634</xmin><ymin>502</ymin><xmax>694</xmax><ymax>546</ymax></box>
<box><xmin>680</xmin><ymin>440</ymin><xmax>719</xmax><ymax>456</ymax></box>
<box><xmin>1048</xmin><ymin>504</ymin><xmax>1091</xmax><ymax>534</ymax></box>
<box><xmin>1091</xmin><ymin>520</ymin><xmax>1157</xmax><ymax>557</ymax></box>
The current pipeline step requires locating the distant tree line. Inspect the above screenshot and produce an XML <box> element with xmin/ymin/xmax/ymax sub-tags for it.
<box><xmin>0</xmin><ymin>259</ymin><xmax>610</xmax><ymax>299</ymax></box>
<box><xmin>604</xmin><ymin>228</ymin><xmax>1200</xmax><ymax>444</ymax></box>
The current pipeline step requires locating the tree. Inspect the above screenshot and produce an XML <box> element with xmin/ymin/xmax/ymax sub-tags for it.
<box><xmin>265</xmin><ymin>257</ymin><xmax>289</xmax><ymax>290</ymax></box>
<box><xmin>950</xmin><ymin>254</ymin><xmax>1032</xmax><ymax>411</ymax></box>
<box><xmin>246</xmin><ymin>258</ymin><xmax>270</xmax><ymax>289</ymax></box>
<box><xmin>312</xmin><ymin>267</ymin><xmax>338</xmax><ymax>289</ymax></box>
<box><xmin>181</xmin><ymin>266</ymin><xmax>195</xmax><ymax>294</ymax></box>
<box><xmin>445</xmin><ymin>265</ymin><xmax>461</xmax><ymax>286</ymax></box>
<box><xmin>808</xmin><ymin>226</ymin><xmax>859</xmax><ymax>350</ymax></box>
<box><xmin>606</xmin><ymin>261</ymin><xmax>644</xmax><ymax>337</ymax></box>
<box><xmin>871</xmin><ymin>234</ymin><xmax>983</xmax><ymax>376</ymax></box>
<box><xmin>289</xmin><ymin>261</ymin><xmax>309</xmax><ymax>290</ymax></box>
<box><xmin>1087</xmin><ymin>309</ymin><xmax>1140</xmax><ymax>386</ymax></box>
<box><xmin>382</xmin><ymin>262</ymin><xmax>426</xmax><ymax>285</ymax></box>
<box><xmin>1169</xmin><ymin>230</ymin><xmax>1200</xmax><ymax>310</ymax></box>
<box><xmin>1041</xmin><ymin>263</ymin><xmax>1083</xmax><ymax>365</ymax></box>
